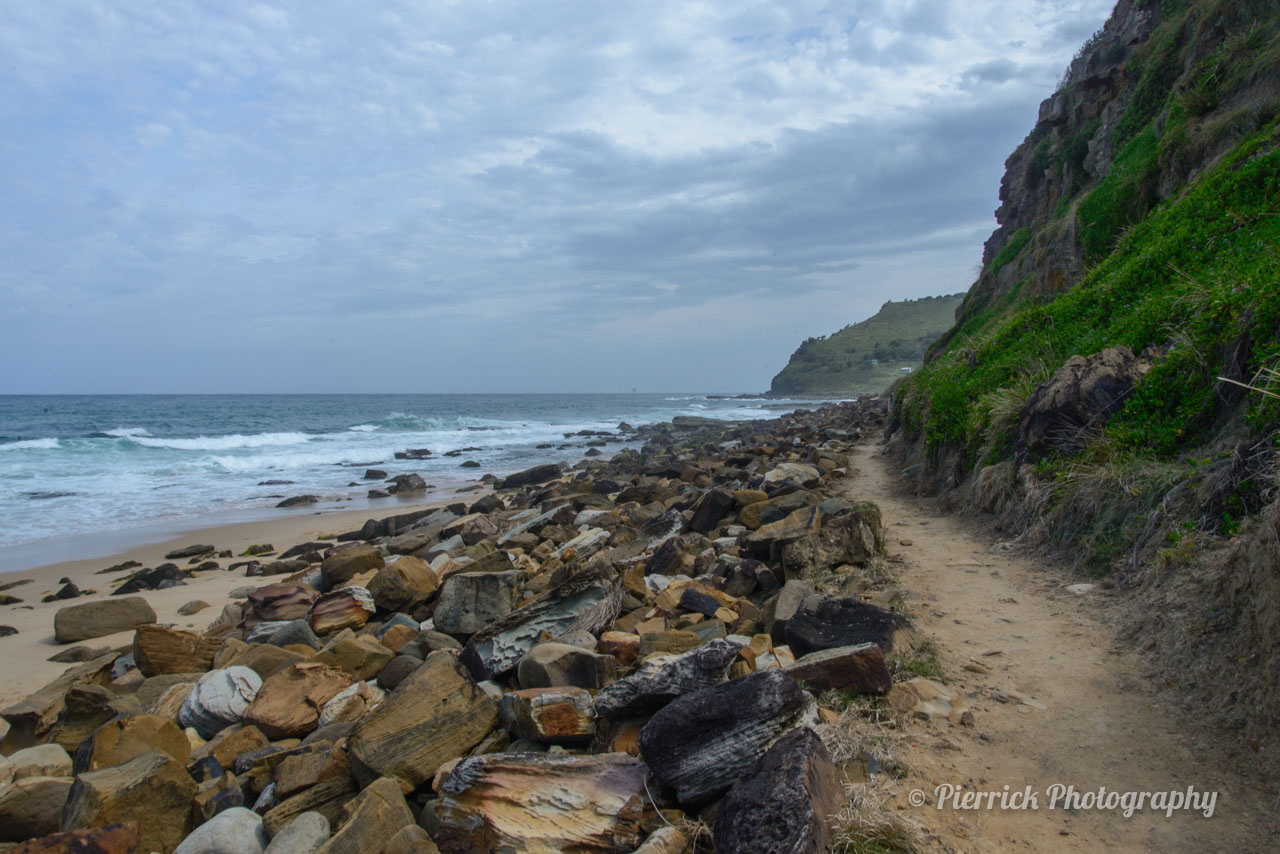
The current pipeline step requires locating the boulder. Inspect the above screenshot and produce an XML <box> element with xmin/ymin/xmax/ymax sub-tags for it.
<box><xmin>262</xmin><ymin>778</ymin><xmax>356</xmax><ymax>839</ymax></box>
<box><xmin>495</xmin><ymin>464</ymin><xmax>562</xmax><ymax>490</ymax></box>
<box><xmin>44</xmin><ymin>685</ymin><xmax>137</xmax><ymax>754</ymax></box>
<box><xmin>313</xmin><ymin>632</ymin><xmax>394</xmax><ymax>681</ymax></box>
<box><xmin>132</xmin><ymin>626</ymin><xmax>220</xmax><ymax>677</ymax></box>
<box><xmin>689</xmin><ymin>489</ymin><xmax>736</xmax><ymax>535</ymax></box>
<box><xmin>745</xmin><ymin>506</ymin><xmax>821</xmax><ymax>563</ymax></box>
<box><xmin>785</xmin><ymin>643</ymin><xmax>892</xmax><ymax>695</ymax></box>
<box><xmin>315</xmin><ymin>777</ymin><xmax>415</xmax><ymax>854</ymax></box>
<box><xmin>459</xmin><ymin>570</ymin><xmax>623</xmax><ymax>681</ymax></box>
<box><xmin>188</xmin><ymin>725</ymin><xmax>268</xmax><ymax>771</ymax></box>
<box><xmin>387</xmin><ymin>474</ymin><xmax>427</xmax><ymax>494</ymax></box>
<box><xmin>593</xmin><ymin>638</ymin><xmax>740</xmax><ymax>719</ymax></box>
<box><xmin>638</xmin><ymin>669</ymin><xmax>817</xmax><ymax>806</ymax></box>
<box><xmin>1</xmin><ymin>654</ymin><xmax>117</xmax><ymax>750</ymax></box>
<box><xmin>317</xmin><ymin>681</ymin><xmax>385</xmax><ymax>728</ymax></box>
<box><xmin>765</xmin><ymin>579</ymin><xmax>816</xmax><ymax>643</ymax></box>
<box><xmin>277</xmin><ymin>495</ymin><xmax>319</xmax><ymax>508</ymax></box>
<box><xmin>250</xmin><ymin>560</ymin><xmax>311</xmax><ymax>578</ymax></box>
<box><xmin>212</xmin><ymin>642</ymin><xmax>309</xmax><ymax>680</ymax></box>
<box><xmin>262</xmin><ymin>811</ymin><xmax>329</xmax><ymax>854</ymax></box>
<box><xmin>347</xmin><ymin>651</ymin><xmax>499</xmax><ymax>790</ymax></box>
<box><xmin>713</xmin><ymin>727</ymin><xmax>842</xmax><ymax>854</ymax></box>
<box><xmin>366</xmin><ymin>557</ymin><xmax>438</xmax><ymax>613</ymax></box>
<box><xmin>376</xmin><ymin>655</ymin><xmax>419</xmax><ymax>692</ymax></box>
<box><xmin>516</xmin><ymin>642</ymin><xmax>617</xmax><ymax>691</ymax></box>
<box><xmin>75</xmin><ymin>714</ymin><xmax>190</xmax><ymax>773</ymax></box>
<box><xmin>308</xmin><ymin>588</ymin><xmax>376</xmax><ymax>636</ymax></box>
<box><xmin>320</xmin><ymin>546</ymin><xmax>384</xmax><ymax>588</ymax></box>
<box><xmin>179</xmin><ymin>668</ymin><xmax>263</xmax><ymax>740</ymax></box>
<box><xmin>115</xmin><ymin>564</ymin><xmax>188</xmax><ymax>595</ymax></box>
<box><xmin>8</xmin><ymin>743</ymin><xmax>73</xmax><ymax>780</ymax></box>
<box><xmin>498</xmin><ymin>687</ymin><xmax>595</xmax><ymax>744</ymax></box>
<box><xmin>784</xmin><ymin>595</ymin><xmax>908</xmax><ymax>657</ymax></box>
<box><xmin>1016</xmin><ymin>346</ymin><xmax>1152</xmax><ymax>462</ymax></box>
<box><xmin>166</xmin><ymin>545</ymin><xmax>214</xmax><ymax>560</ymax></box>
<box><xmin>382</xmin><ymin>825</ymin><xmax>438</xmax><ymax>854</ymax></box>
<box><xmin>435</xmin><ymin>753</ymin><xmax>648</xmax><ymax>853</ymax></box>
<box><xmin>61</xmin><ymin>749</ymin><xmax>198</xmax><ymax>854</ymax></box>
<box><xmin>173</xmin><ymin>807</ymin><xmax>266</xmax><ymax>854</ymax></box>
<box><xmin>7</xmin><ymin>823</ymin><xmax>141</xmax><ymax>854</ymax></box>
<box><xmin>54</xmin><ymin>598</ymin><xmax>156</xmax><ymax>644</ymax></box>
<box><xmin>0</xmin><ymin>776</ymin><xmax>75</xmax><ymax>841</ymax></box>
<box><xmin>247</xmin><ymin>586</ymin><xmax>319</xmax><ymax>624</ymax></box>
<box><xmin>177</xmin><ymin>601</ymin><xmax>210</xmax><ymax>616</ymax></box>
<box><xmin>440</xmin><ymin>514</ymin><xmax>499</xmax><ymax>547</ymax></box>
<box><xmin>243</xmin><ymin>663</ymin><xmax>353</xmax><ymax>740</ymax></box>
<box><xmin>432</xmin><ymin>571</ymin><xmax>521</xmax><ymax>636</ymax></box>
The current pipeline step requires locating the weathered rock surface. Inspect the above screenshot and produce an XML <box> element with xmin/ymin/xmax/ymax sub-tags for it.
<box><xmin>499</xmin><ymin>687</ymin><xmax>595</xmax><ymax>744</ymax></box>
<box><xmin>2</xmin><ymin>654</ymin><xmax>116</xmax><ymax>750</ymax></box>
<box><xmin>784</xmin><ymin>595</ymin><xmax>907</xmax><ymax>657</ymax></box>
<box><xmin>713</xmin><ymin>726</ymin><xmax>842</xmax><ymax>854</ymax></box>
<box><xmin>432</xmin><ymin>571</ymin><xmax>521</xmax><ymax>636</ymax></box>
<box><xmin>594</xmin><ymin>638</ymin><xmax>740</xmax><ymax>718</ymax></box>
<box><xmin>179</xmin><ymin>667</ymin><xmax>263</xmax><ymax>740</ymax></box>
<box><xmin>132</xmin><ymin>625</ymin><xmax>220</xmax><ymax>677</ymax></box>
<box><xmin>460</xmin><ymin>570</ymin><xmax>623</xmax><ymax>680</ymax></box>
<box><xmin>315</xmin><ymin>776</ymin><xmax>415</xmax><ymax>854</ymax></box>
<box><xmin>785</xmin><ymin>642</ymin><xmax>892</xmax><ymax>695</ymax></box>
<box><xmin>262</xmin><ymin>811</ymin><xmax>329</xmax><ymax>854</ymax></box>
<box><xmin>307</xmin><ymin>588</ymin><xmax>375</xmax><ymax>636</ymax></box>
<box><xmin>54</xmin><ymin>598</ymin><xmax>156</xmax><ymax>644</ymax></box>
<box><xmin>435</xmin><ymin>753</ymin><xmax>648</xmax><ymax>854</ymax></box>
<box><xmin>495</xmin><ymin>463</ymin><xmax>562</xmax><ymax>490</ymax></box>
<box><xmin>243</xmin><ymin>663</ymin><xmax>352</xmax><ymax>740</ymax></box>
<box><xmin>262</xmin><ymin>778</ymin><xmax>356</xmax><ymax>839</ymax></box>
<box><xmin>75</xmin><ymin>714</ymin><xmax>190</xmax><ymax>773</ymax></box>
<box><xmin>347</xmin><ymin>650</ymin><xmax>499</xmax><ymax>790</ymax></box>
<box><xmin>313</xmin><ymin>632</ymin><xmax>394</xmax><ymax>681</ymax></box>
<box><xmin>1017</xmin><ymin>346</ymin><xmax>1152</xmax><ymax>462</ymax></box>
<box><xmin>516</xmin><ymin>642</ymin><xmax>617</xmax><ymax>691</ymax></box>
<box><xmin>320</xmin><ymin>546</ymin><xmax>384</xmax><ymax>588</ymax></box>
<box><xmin>639</xmin><ymin>668</ymin><xmax>817</xmax><ymax>806</ymax></box>
<box><xmin>8</xmin><ymin>743</ymin><xmax>73</xmax><ymax>780</ymax></box>
<box><xmin>61</xmin><ymin>749</ymin><xmax>198</xmax><ymax>854</ymax></box>
<box><xmin>0</xmin><ymin>776</ymin><xmax>75</xmax><ymax>841</ymax></box>
<box><xmin>247</xmin><ymin>585</ymin><xmax>319</xmax><ymax>624</ymax></box>
<box><xmin>173</xmin><ymin>807</ymin><xmax>267</xmax><ymax>854</ymax></box>
<box><xmin>366</xmin><ymin>556</ymin><xmax>438</xmax><ymax>613</ymax></box>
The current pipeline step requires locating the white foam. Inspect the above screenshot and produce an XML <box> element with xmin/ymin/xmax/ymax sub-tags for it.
<box><xmin>0</xmin><ymin>438</ymin><xmax>60</xmax><ymax>451</ymax></box>
<box><xmin>131</xmin><ymin>432</ymin><xmax>315</xmax><ymax>451</ymax></box>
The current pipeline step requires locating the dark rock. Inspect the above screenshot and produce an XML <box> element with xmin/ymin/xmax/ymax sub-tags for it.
<box><xmin>376</xmin><ymin>655</ymin><xmax>420</xmax><ymax>691</ymax></box>
<box><xmin>363</xmin><ymin>469</ymin><xmax>388</xmax><ymax>480</ymax></box>
<box><xmin>1016</xmin><ymin>345</ymin><xmax>1153</xmax><ymax>462</ymax></box>
<box><xmin>784</xmin><ymin>595</ymin><xmax>908</xmax><ymax>657</ymax></box>
<box><xmin>41</xmin><ymin>583</ymin><xmax>81</xmax><ymax>604</ymax></box>
<box><xmin>638</xmin><ymin>668</ymin><xmax>817</xmax><ymax>806</ymax></box>
<box><xmin>689</xmin><ymin>489</ymin><xmax>735</xmax><ymax>534</ymax></box>
<box><xmin>468</xmin><ymin>495</ymin><xmax>504</xmax><ymax>515</ymax></box>
<box><xmin>785</xmin><ymin>643</ymin><xmax>892</xmax><ymax>695</ymax></box>
<box><xmin>496</xmin><ymin>464</ymin><xmax>562</xmax><ymax>490</ymax></box>
<box><xmin>277</xmin><ymin>495</ymin><xmax>319</xmax><ymax>508</ymax></box>
<box><xmin>594</xmin><ymin>638</ymin><xmax>740</xmax><ymax>719</ymax></box>
<box><xmin>713</xmin><ymin>727</ymin><xmax>843</xmax><ymax>854</ymax></box>
<box><xmin>248</xmin><ymin>559</ymin><xmax>310</xmax><ymax>578</ymax></box>
<box><xmin>247</xmin><ymin>585</ymin><xmax>318</xmax><ymax>624</ymax></box>
<box><xmin>0</xmin><ymin>625</ymin><xmax>17</xmax><ymax>637</ymax></box>
<box><xmin>47</xmin><ymin>645</ymin><xmax>111</xmax><ymax>663</ymax></box>
<box><xmin>6</xmin><ymin>822</ymin><xmax>142</xmax><ymax>853</ymax></box>
<box><xmin>395</xmin><ymin>448</ymin><xmax>433</xmax><ymax>460</ymax></box>
<box><xmin>280</xmin><ymin>542</ymin><xmax>330</xmax><ymax>560</ymax></box>
<box><xmin>165</xmin><ymin>544</ymin><xmax>214</xmax><ymax>560</ymax></box>
<box><xmin>387</xmin><ymin>473</ymin><xmax>427</xmax><ymax>494</ymax></box>
<box><xmin>516</xmin><ymin>642</ymin><xmax>617</xmax><ymax>691</ymax></box>
<box><xmin>114</xmin><ymin>564</ymin><xmax>187</xmax><ymax>595</ymax></box>
<box><xmin>320</xmin><ymin>545</ymin><xmax>384</xmax><ymax>588</ymax></box>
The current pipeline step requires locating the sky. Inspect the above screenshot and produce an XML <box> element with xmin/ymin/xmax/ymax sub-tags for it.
<box><xmin>0</xmin><ymin>0</ymin><xmax>1115</xmax><ymax>394</ymax></box>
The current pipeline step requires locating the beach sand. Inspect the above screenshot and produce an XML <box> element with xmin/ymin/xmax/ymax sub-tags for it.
<box><xmin>0</xmin><ymin>491</ymin><xmax>480</xmax><ymax>706</ymax></box>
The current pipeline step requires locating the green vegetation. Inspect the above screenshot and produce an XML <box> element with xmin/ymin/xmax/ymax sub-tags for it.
<box><xmin>770</xmin><ymin>294</ymin><xmax>966</xmax><ymax>395</ymax></box>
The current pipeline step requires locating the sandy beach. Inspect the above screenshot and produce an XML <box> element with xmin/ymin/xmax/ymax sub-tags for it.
<box><xmin>0</xmin><ymin>490</ymin><xmax>480</xmax><ymax>706</ymax></box>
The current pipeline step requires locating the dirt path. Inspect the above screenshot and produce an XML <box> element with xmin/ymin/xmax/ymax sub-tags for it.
<box><xmin>849</xmin><ymin>443</ymin><xmax>1278</xmax><ymax>853</ymax></box>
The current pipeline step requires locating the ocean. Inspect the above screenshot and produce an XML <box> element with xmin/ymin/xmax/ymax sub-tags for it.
<box><xmin>0</xmin><ymin>394</ymin><xmax>832</xmax><ymax>570</ymax></box>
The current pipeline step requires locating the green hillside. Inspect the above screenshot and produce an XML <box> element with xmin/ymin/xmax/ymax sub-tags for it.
<box><xmin>770</xmin><ymin>294</ymin><xmax>965</xmax><ymax>395</ymax></box>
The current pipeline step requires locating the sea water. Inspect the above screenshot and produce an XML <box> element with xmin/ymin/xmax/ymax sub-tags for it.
<box><xmin>0</xmin><ymin>394</ymin><xmax>831</xmax><ymax>569</ymax></box>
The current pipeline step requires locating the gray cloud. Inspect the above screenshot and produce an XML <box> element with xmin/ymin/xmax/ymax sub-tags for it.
<box><xmin>0</xmin><ymin>0</ymin><xmax>1114</xmax><ymax>393</ymax></box>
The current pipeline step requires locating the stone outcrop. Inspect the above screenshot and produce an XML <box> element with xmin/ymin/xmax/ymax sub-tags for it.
<box><xmin>61</xmin><ymin>749</ymin><xmax>198</xmax><ymax>854</ymax></box>
<box><xmin>54</xmin><ymin>598</ymin><xmax>156</xmax><ymax>644</ymax></box>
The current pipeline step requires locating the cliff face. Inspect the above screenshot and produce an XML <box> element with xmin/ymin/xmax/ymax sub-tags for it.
<box><xmin>940</xmin><ymin>0</ymin><xmax>1280</xmax><ymax>350</ymax></box>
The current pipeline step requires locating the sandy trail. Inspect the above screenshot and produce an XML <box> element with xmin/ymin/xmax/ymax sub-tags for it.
<box><xmin>850</xmin><ymin>442</ymin><xmax>1277</xmax><ymax>853</ymax></box>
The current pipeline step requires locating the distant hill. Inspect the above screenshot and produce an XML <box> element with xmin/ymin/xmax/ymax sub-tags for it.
<box><xmin>769</xmin><ymin>294</ymin><xmax>965</xmax><ymax>395</ymax></box>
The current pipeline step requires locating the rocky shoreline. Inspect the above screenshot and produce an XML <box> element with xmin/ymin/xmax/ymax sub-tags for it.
<box><xmin>0</xmin><ymin>399</ymin><xmax>937</xmax><ymax>854</ymax></box>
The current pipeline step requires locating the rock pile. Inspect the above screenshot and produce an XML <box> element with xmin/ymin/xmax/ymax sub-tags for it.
<box><xmin>1</xmin><ymin>399</ymin><xmax>917</xmax><ymax>853</ymax></box>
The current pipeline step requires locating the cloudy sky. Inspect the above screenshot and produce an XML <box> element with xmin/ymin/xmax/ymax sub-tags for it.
<box><xmin>0</xmin><ymin>0</ymin><xmax>1114</xmax><ymax>394</ymax></box>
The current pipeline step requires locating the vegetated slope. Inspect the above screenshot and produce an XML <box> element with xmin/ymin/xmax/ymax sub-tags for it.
<box><xmin>769</xmin><ymin>294</ymin><xmax>965</xmax><ymax>396</ymax></box>
<box><xmin>889</xmin><ymin>0</ymin><xmax>1280</xmax><ymax>779</ymax></box>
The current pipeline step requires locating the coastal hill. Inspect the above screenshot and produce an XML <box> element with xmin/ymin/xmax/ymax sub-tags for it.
<box><xmin>890</xmin><ymin>0</ymin><xmax>1280</xmax><ymax>774</ymax></box>
<box><xmin>769</xmin><ymin>294</ymin><xmax>965</xmax><ymax>396</ymax></box>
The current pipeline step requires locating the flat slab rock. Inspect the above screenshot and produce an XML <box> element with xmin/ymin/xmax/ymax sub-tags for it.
<box><xmin>784</xmin><ymin>594</ymin><xmax>908</xmax><ymax>657</ymax></box>
<box><xmin>638</xmin><ymin>668</ymin><xmax>818</xmax><ymax>806</ymax></box>
<box><xmin>54</xmin><ymin>598</ymin><xmax>156</xmax><ymax>645</ymax></box>
<box><xmin>435</xmin><ymin>752</ymin><xmax>648</xmax><ymax>854</ymax></box>
<box><xmin>713</xmin><ymin>726</ymin><xmax>843</xmax><ymax>854</ymax></box>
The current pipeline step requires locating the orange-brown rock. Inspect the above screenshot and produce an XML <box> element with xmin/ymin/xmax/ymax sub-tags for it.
<box><xmin>367</xmin><ymin>556</ymin><xmax>438</xmax><ymax>613</ymax></box>
<box><xmin>313</xmin><ymin>631</ymin><xmax>394</xmax><ymax>681</ymax></box>
<box><xmin>308</xmin><ymin>588</ymin><xmax>375</xmax><ymax>636</ymax></box>
<box><xmin>379</xmin><ymin>624</ymin><xmax>418</xmax><ymax>653</ymax></box>
<box><xmin>316</xmin><ymin>776</ymin><xmax>416</xmax><ymax>854</ymax></box>
<box><xmin>187</xmin><ymin>724</ymin><xmax>268</xmax><ymax>770</ymax></box>
<box><xmin>9</xmin><ymin>823</ymin><xmax>141</xmax><ymax>854</ymax></box>
<box><xmin>597</xmin><ymin>631</ymin><xmax>640</xmax><ymax>666</ymax></box>
<box><xmin>0</xmin><ymin>777</ymin><xmax>74</xmax><ymax>841</ymax></box>
<box><xmin>211</xmin><ymin>640</ymin><xmax>309</xmax><ymax>679</ymax></box>
<box><xmin>132</xmin><ymin>625</ymin><xmax>219</xmax><ymax>677</ymax></box>
<box><xmin>321</xmin><ymin>545</ymin><xmax>384</xmax><ymax>588</ymax></box>
<box><xmin>498</xmin><ymin>687</ymin><xmax>595</xmax><ymax>744</ymax></box>
<box><xmin>1</xmin><ymin>654</ymin><xmax>117</xmax><ymax>751</ymax></box>
<box><xmin>262</xmin><ymin>776</ymin><xmax>358</xmax><ymax>837</ymax></box>
<box><xmin>242</xmin><ymin>662</ymin><xmax>353</xmax><ymax>740</ymax></box>
<box><xmin>75</xmin><ymin>714</ymin><xmax>191</xmax><ymax>773</ymax></box>
<box><xmin>274</xmin><ymin>744</ymin><xmax>350</xmax><ymax>799</ymax></box>
<box><xmin>435</xmin><ymin>753</ymin><xmax>648</xmax><ymax>853</ymax></box>
<box><xmin>61</xmin><ymin>749</ymin><xmax>197</xmax><ymax>854</ymax></box>
<box><xmin>347</xmin><ymin>651</ymin><xmax>499</xmax><ymax>790</ymax></box>
<box><xmin>246</xmin><ymin>584</ymin><xmax>318</xmax><ymax>624</ymax></box>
